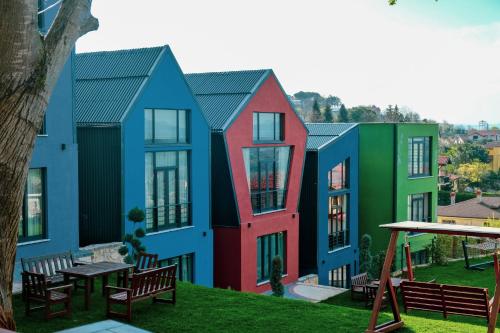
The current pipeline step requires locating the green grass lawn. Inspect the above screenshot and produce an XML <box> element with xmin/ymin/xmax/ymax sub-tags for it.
<box><xmin>14</xmin><ymin>259</ymin><xmax>500</xmax><ymax>333</ymax></box>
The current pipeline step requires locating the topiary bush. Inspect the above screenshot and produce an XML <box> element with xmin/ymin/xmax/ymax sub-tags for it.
<box><xmin>120</xmin><ymin>207</ymin><xmax>147</xmax><ymax>264</ymax></box>
<box><xmin>270</xmin><ymin>256</ymin><xmax>284</xmax><ymax>297</ymax></box>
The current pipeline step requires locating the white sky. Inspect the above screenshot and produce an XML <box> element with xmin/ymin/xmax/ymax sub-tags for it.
<box><xmin>76</xmin><ymin>0</ymin><xmax>500</xmax><ymax>125</ymax></box>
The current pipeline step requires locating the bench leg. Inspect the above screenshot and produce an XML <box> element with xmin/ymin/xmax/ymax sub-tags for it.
<box><xmin>127</xmin><ymin>300</ymin><xmax>132</xmax><ymax>322</ymax></box>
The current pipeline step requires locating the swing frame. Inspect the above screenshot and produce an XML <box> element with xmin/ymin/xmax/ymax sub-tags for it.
<box><xmin>366</xmin><ymin>221</ymin><xmax>500</xmax><ymax>333</ymax></box>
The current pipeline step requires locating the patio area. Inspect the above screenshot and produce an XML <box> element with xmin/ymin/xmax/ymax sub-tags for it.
<box><xmin>56</xmin><ymin>320</ymin><xmax>150</xmax><ymax>333</ymax></box>
<box><xmin>263</xmin><ymin>282</ymin><xmax>347</xmax><ymax>302</ymax></box>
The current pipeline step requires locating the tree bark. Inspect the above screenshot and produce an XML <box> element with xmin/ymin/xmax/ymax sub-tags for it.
<box><xmin>0</xmin><ymin>0</ymin><xmax>97</xmax><ymax>329</ymax></box>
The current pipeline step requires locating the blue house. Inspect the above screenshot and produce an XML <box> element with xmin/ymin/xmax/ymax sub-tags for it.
<box><xmin>299</xmin><ymin>123</ymin><xmax>359</xmax><ymax>287</ymax></box>
<box><xmin>15</xmin><ymin>0</ymin><xmax>79</xmax><ymax>280</ymax></box>
<box><xmin>75</xmin><ymin>46</ymin><xmax>213</xmax><ymax>287</ymax></box>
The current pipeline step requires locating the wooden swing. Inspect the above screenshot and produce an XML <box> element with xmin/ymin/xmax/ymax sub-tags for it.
<box><xmin>366</xmin><ymin>221</ymin><xmax>500</xmax><ymax>333</ymax></box>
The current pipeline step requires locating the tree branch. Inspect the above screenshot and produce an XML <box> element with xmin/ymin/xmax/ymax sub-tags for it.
<box><xmin>44</xmin><ymin>0</ymin><xmax>98</xmax><ymax>92</ymax></box>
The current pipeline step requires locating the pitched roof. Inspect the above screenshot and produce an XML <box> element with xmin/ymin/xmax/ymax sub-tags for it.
<box><xmin>486</xmin><ymin>141</ymin><xmax>500</xmax><ymax>148</ymax></box>
<box><xmin>438</xmin><ymin>197</ymin><xmax>500</xmax><ymax>219</ymax></box>
<box><xmin>185</xmin><ymin>70</ymin><xmax>270</xmax><ymax>130</ymax></box>
<box><xmin>305</xmin><ymin>123</ymin><xmax>357</xmax><ymax>150</ymax></box>
<box><xmin>438</xmin><ymin>155</ymin><xmax>451</xmax><ymax>166</ymax></box>
<box><xmin>75</xmin><ymin>46</ymin><xmax>165</xmax><ymax>124</ymax></box>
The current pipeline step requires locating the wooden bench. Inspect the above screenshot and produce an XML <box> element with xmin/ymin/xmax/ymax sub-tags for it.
<box><xmin>401</xmin><ymin>281</ymin><xmax>491</xmax><ymax>322</ymax></box>
<box><xmin>351</xmin><ymin>272</ymin><xmax>370</xmax><ymax>300</ymax></box>
<box><xmin>117</xmin><ymin>252</ymin><xmax>159</xmax><ymax>286</ymax></box>
<box><xmin>105</xmin><ymin>265</ymin><xmax>177</xmax><ymax>322</ymax></box>
<box><xmin>21</xmin><ymin>252</ymin><xmax>86</xmax><ymax>298</ymax></box>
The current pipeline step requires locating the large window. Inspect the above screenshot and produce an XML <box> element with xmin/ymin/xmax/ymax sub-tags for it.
<box><xmin>243</xmin><ymin>147</ymin><xmax>291</xmax><ymax>214</ymax></box>
<box><xmin>253</xmin><ymin>112</ymin><xmax>284</xmax><ymax>142</ymax></box>
<box><xmin>408</xmin><ymin>193</ymin><xmax>431</xmax><ymax>222</ymax></box>
<box><xmin>328</xmin><ymin>159</ymin><xmax>348</xmax><ymax>190</ymax></box>
<box><xmin>257</xmin><ymin>232</ymin><xmax>286</xmax><ymax>283</ymax></box>
<box><xmin>408</xmin><ymin>137</ymin><xmax>431</xmax><ymax>177</ymax></box>
<box><xmin>160</xmin><ymin>253</ymin><xmax>193</xmax><ymax>282</ymax></box>
<box><xmin>18</xmin><ymin>169</ymin><xmax>46</xmax><ymax>242</ymax></box>
<box><xmin>145</xmin><ymin>151</ymin><xmax>190</xmax><ymax>232</ymax></box>
<box><xmin>145</xmin><ymin>109</ymin><xmax>188</xmax><ymax>144</ymax></box>
<box><xmin>328</xmin><ymin>195</ymin><xmax>349</xmax><ymax>251</ymax></box>
<box><xmin>329</xmin><ymin>265</ymin><xmax>350</xmax><ymax>288</ymax></box>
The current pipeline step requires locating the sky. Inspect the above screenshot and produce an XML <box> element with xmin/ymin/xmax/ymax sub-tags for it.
<box><xmin>76</xmin><ymin>0</ymin><xmax>500</xmax><ymax>125</ymax></box>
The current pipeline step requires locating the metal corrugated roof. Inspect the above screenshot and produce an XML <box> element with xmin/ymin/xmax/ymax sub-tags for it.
<box><xmin>75</xmin><ymin>46</ymin><xmax>165</xmax><ymax>124</ymax></box>
<box><xmin>185</xmin><ymin>70</ymin><xmax>270</xmax><ymax>130</ymax></box>
<box><xmin>305</xmin><ymin>123</ymin><xmax>357</xmax><ymax>150</ymax></box>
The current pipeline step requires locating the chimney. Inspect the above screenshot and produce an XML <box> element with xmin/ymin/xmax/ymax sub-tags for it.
<box><xmin>450</xmin><ymin>191</ymin><xmax>456</xmax><ymax>205</ymax></box>
<box><xmin>476</xmin><ymin>189</ymin><xmax>482</xmax><ymax>203</ymax></box>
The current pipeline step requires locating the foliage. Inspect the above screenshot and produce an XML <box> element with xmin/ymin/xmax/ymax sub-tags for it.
<box><xmin>348</xmin><ymin>105</ymin><xmax>381</xmax><ymax>123</ymax></box>
<box><xmin>456</xmin><ymin>162</ymin><xmax>490</xmax><ymax>187</ymax></box>
<box><xmin>483</xmin><ymin>217</ymin><xmax>500</xmax><ymax>227</ymax></box>
<box><xmin>383</xmin><ymin>104</ymin><xmax>404</xmax><ymax>122</ymax></box>
<box><xmin>481</xmin><ymin>170</ymin><xmax>500</xmax><ymax>192</ymax></box>
<box><xmin>121</xmin><ymin>207</ymin><xmax>146</xmax><ymax>264</ymax></box>
<box><xmin>310</xmin><ymin>99</ymin><xmax>324</xmax><ymax>122</ymax></box>
<box><xmin>323</xmin><ymin>104</ymin><xmax>333</xmax><ymax>122</ymax></box>
<box><xmin>438</xmin><ymin>191</ymin><xmax>476</xmax><ymax>205</ymax></box>
<box><xmin>270</xmin><ymin>256</ymin><xmax>284</xmax><ymax>297</ymax></box>
<box><xmin>359</xmin><ymin>234</ymin><xmax>373</xmax><ymax>275</ymax></box>
<box><xmin>427</xmin><ymin>236</ymin><xmax>448</xmax><ymax>266</ymax></box>
<box><xmin>337</xmin><ymin>104</ymin><xmax>349</xmax><ymax>123</ymax></box>
<box><xmin>447</xmin><ymin>143</ymin><xmax>490</xmax><ymax>166</ymax></box>
<box><xmin>370</xmin><ymin>250</ymin><xmax>395</xmax><ymax>279</ymax></box>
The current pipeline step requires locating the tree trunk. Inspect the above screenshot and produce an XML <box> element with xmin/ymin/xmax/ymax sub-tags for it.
<box><xmin>0</xmin><ymin>0</ymin><xmax>98</xmax><ymax>329</ymax></box>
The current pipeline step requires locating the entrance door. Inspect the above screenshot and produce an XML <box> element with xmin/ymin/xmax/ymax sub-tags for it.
<box><xmin>156</xmin><ymin>167</ymin><xmax>178</xmax><ymax>229</ymax></box>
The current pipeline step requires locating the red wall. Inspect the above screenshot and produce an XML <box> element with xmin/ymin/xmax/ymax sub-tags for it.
<box><xmin>214</xmin><ymin>227</ymin><xmax>241</xmax><ymax>290</ymax></box>
<box><xmin>214</xmin><ymin>74</ymin><xmax>307</xmax><ymax>292</ymax></box>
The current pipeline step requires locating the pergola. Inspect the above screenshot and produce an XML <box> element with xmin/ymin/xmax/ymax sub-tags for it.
<box><xmin>366</xmin><ymin>221</ymin><xmax>500</xmax><ymax>333</ymax></box>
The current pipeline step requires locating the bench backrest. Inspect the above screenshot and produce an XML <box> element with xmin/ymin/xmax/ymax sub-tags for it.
<box><xmin>21</xmin><ymin>252</ymin><xmax>74</xmax><ymax>277</ymax></box>
<box><xmin>442</xmin><ymin>284</ymin><xmax>489</xmax><ymax>319</ymax></box>
<box><xmin>22</xmin><ymin>271</ymin><xmax>48</xmax><ymax>299</ymax></box>
<box><xmin>130</xmin><ymin>265</ymin><xmax>177</xmax><ymax>299</ymax></box>
<box><xmin>351</xmin><ymin>272</ymin><xmax>368</xmax><ymax>286</ymax></box>
<box><xmin>135</xmin><ymin>252</ymin><xmax>159</xmax><ymax>271</ymax></box>
<box><xmin>401</xmin><ymin>281</ymin><xmax>444</xmax><ymax>313</ymax></box>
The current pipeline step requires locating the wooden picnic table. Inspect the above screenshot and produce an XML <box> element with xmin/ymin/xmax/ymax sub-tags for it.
<box><xmin>370</xmin><ymin>277</ymin><xmax>407</xmax><ymax>290</ymax></box>
<box><xmin>57</xmin><ymin>261</ymin><xmax>133</xmax><ymax>310</ymax></box>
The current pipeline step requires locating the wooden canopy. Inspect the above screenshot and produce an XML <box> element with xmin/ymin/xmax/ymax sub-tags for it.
<box><xmin>366</xmin><ymin>221</ymin><xmax>500</xmax><ymax>333</ymax></box>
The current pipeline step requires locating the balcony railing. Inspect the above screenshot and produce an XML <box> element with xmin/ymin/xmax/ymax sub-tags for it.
<box><xmin>250</xmin><ymin>189</ymin><xmax>286</xmax><ymax>214</ymax></box>
<box><xmin>328</xmin><ymin>230</ymin><xmax>349</xmax><ymax>251</ymax></box>
<box><xmin>146</xmin><ymin>202</ymin><xmax>191</xmax><ymax>232</ymax></box>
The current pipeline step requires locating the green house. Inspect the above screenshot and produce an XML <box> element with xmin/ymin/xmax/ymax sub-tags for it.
<box><xmin>358</xmin><ymin>123</ymin><xmax>439</xmax><ymax>270</ymax></box>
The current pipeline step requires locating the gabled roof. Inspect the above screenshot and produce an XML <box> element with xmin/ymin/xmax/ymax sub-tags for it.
<box><xmin>75</xmin><ymin>46</ymin><xmax>166</xmax><ymax>124</ymax></box>
<box><xmin>438</xmin><ymin>155</ymin><xmax>451</xmax><ymax>166</ymax></box>
<box><xmin>185</xmin><ymin>69</ymin><xmax>271</xmax><ymax>131</ymax></box>
<box><xmin>438</xmin><ymin>197</ymin><xmax>500</xmax><ymax>219</ymax></box>
<box><xmin>486</xmin><ymin>141</ymin><xmax>500</xmax><ymax>148</ymax></box>
<box><xmin>305</xmin><ymin>123</ymin><xmax>357</xmax><ymax>151</ymax></box>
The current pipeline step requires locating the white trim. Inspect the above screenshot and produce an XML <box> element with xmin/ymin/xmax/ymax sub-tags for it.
<box><xmin>37</xmin><ymin>0</ymin><xmax>62</xmax><ymax>14</ymax></box>
<box><xmin>253</xmin><ymin>208</ymin><xmax>287</xmax><ymax>217</ymax></box>
<box><xmin>257</xmin><ymin>274</ymin><xmax>288</xmax><ymax>287</ymax></box>
<box><xmin>17</xmin><ymin>239</ymin><xmax>50</xmax><ymax>247</ymax></box>
<box><xmin>146</xmin><ymin>225</ymin><xmax>194</xmax><ymax>237</ymax></box>
<box><xmin>328</xmin><ymin>245</ymin><xmax>351</xmax><ymax>254</ymax></box>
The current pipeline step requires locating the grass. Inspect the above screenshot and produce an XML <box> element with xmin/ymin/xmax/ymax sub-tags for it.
<box><xmin>14</xmin><ymin>259</ymin><xmax>500</xmax><ymax>332</ymax></box>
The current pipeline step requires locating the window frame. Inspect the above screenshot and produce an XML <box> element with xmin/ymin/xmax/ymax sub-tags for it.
<box><xmin>328</xmin><ymin>194</ymin><xmax>349</xmax><ymax>251</ymax></box>
<box><xmin>253</xmin><ymin>112</ymin><xmax>284</xmax><ymax>143</ymax></box>
<box><xmin>257</xmin><ymin>232</ymin><xmax>287</xmax><ymax>284</ymax></box>
<box><xmin>329</xmin><ymin>264</ymin><xmax>350</xmax><ymax>288</ymax></box>
<box><xmin>159</xmin><ymin>253</ymin><xmax>194</xmax><ymax>282</ymax></box>
<box><xmin>145</xmin><ymin>109</ymin><xmax>190</xmax><ymax>145</ymax></box>
<box><xmin>18</xmin><ymin>168</ymin><xmax>47</xmax><ymax>243</ymax></box>
<box><xmin>408</xmin><ymin>136</ymin><xmax>431</xmax><ymax>178</ymax></box>
<box><xmin>407</xmin><ymin>192</ymin><xmax>431</xmax><ymax>223</ymax></box>
<box><xmin>328</xmin><ymin>159</ymin><xmax>349</xmax><ymax>191</ymax></box>
<box><xmin>145</xmin><ymin>151</ymin><xmax>191</xmax><ymax>233</ymax></box>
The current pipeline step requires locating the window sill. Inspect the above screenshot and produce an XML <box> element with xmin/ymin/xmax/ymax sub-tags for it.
<box><xmin>408</xmin><ymin>175</ymin><xmax>433</xmax><ymax>180</ymax></box>
<box><xmin>253</xmin><ymin>208</ymin><xmax>286</xmax><ymax>217</ymax></box>
<box><xmin>252</xmin><ymin>140</ymin><xmax>285</xmax><ymax>145</ymax></box>
<box><xmin>257</xmin><ymin>274</ymin><xmax>288</xmax><ymax>286</ymax></box>
<box><xmin>328</xmin><ymin>245</ymin><xmax>351</xmax><ymax>254</ymax></box>
<box><xmin>17</xmin><ymin>238</ymin><xmax>50</xmax><ymax>247</ymax></box>
<box><xmin>146</xmin><ymin>225</ymin><xmax>194</xmax><ymax>236</ymax></box>
<box><xmin>37</xmin><ymin>134</ymin><xmax>48</xmax><ymax>137</ymax></box>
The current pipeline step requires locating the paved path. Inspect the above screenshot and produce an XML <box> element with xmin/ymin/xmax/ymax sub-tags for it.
<box><xmin>55</xmin><ymin>320</ymin><xmax>151</xmax><ymax>333</ymax></box>
<box><xmin>264</xmin><ymin>282</ymin><xmax>347</xmax><ymax>302</ymax></box>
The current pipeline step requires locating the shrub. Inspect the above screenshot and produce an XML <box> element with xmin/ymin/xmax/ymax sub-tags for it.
<box><xmin>121</xmin><ymin>207</ymin><xmax>147</xmax><ymax>264</ymax></box>
<box><xmin>359</xmin><ymin>234</ymin><xmax>373</xmax><ymax>275</ymax></box>
<box><xmin>426</xmin><ymin>235</ymin><xmax>449</xmax><ymax>265</ymax></box>
<box><xmin>270</xmin><ymin>256</ymin><xmax>284</xmax><ymax>297</ymax></box>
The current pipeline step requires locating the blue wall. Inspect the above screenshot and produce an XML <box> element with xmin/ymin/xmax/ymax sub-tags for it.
<box><xmin>316</xmin><ymin>126</ymin><xmax>359</xmax><ymax>286</ymax></box>
<box><xmin>122</xmin><ymin>47</ymin><xmax>213</xmax><ymax>287</ymax></box>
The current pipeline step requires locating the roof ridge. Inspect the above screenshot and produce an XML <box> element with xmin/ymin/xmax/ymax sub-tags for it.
<box><xmin>186</xmin><ymin>69</ymin><xmax>271</xmax><ymax>76</ymax></box>
<box><xmin>76</xmin><ymin>75</ymin><xmax>149</xmax><ymax>81</ymax></box>
<box><xmin>76</xmin><ymin>45</ymin><xmax>166</xmax><ymax>57</ymax></box>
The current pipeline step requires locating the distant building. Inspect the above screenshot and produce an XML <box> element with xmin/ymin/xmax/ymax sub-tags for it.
<box><xmin>467</xmin><ymin>130</ymin><xmax>500</xmax><ymax>142</ymax></box>
<box><xmin>486</xmin><ymin>141</ymin><xmax>500</xmax><ymax>171</ymax></box>
<box><xmin>438</xmin><ymin>195</ymin><xmax>500</xmax><ymax>226</ymax></box>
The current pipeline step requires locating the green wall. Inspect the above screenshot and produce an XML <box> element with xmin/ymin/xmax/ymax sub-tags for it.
<box><xmin>359</xmin><ymin>123</ymin><xmax>439</xmax><ymax>270</ymax></box>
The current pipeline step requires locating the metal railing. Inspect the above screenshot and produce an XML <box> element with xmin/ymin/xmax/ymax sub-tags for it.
<box><xmin>250</xmin><ymin>190</ymin><xmax>286</xmax><ymax>214</ymax></box>
<box><xmin>146</xmin><ymin>202</ymin><xmax>191</xmax><ymax>232</ymax></box>
<box><xmin>328</xmin><ymin>230</ymin><xmax>349</xmax><ymax>251</ymax></box>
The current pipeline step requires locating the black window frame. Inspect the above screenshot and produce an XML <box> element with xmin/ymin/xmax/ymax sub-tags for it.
<box><xmin>328</xmin><ymin>194</ymin><xmax>349</xmax><ymax>251</ymax></box>
<box><xmin>328</xmin><ymin>159</ymin><xmax>349</xmax><ymax>191</ymax></box>
<box><xmin>145</xmin><ymin>109</ymin><xmax>190</xmax><ymax>145</ymax></box>
<box><xmin>159</xmin><ymin>253</ymin><xmax>194</xmax><ymax>282</ymax></box>
<box><xmin>253</xmin><ymin>112</ymin><xmax>284</xmax><ymax>143</ymax></box>
<box><xmin>18</xmin><ymin>168</ymin><xmax>47</xmax><ymax>243</ymax></box>
<box><xmin>408</xmin><ymin>192</ymin><xmax>431</xmax><ymax>223</ymax></box>
<box><xmin>145</xmin><ymin>151</ymin><xmax>191</xmax><ymax>233</ymax></box>
<box><xmin>38</xmin><ymin>115</ymin><xmax>47</xmax><ymax>136</ymax></box>
<box><xmin>329</xmin><ymin>264</ymin><xmax>350</xmax><ymax>288</ymax></box>
<box><xmin>408</xmin><ymin>136</ymin><xmax>431</xmax><ymax>178</ymax></box>
<box><xmin>257</xmin><ymin>232</ymin><xmax>286</xmax><ymax>283</ymax></box>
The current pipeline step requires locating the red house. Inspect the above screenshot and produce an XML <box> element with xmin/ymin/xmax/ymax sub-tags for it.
<box><xmin>186</xmin><ymin>70</ymin><xmax>307</xmax><ymax>292</ymax></box>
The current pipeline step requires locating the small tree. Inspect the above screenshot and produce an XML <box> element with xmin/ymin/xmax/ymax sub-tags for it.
<box><xmin>310</xmin><ymin>99</ymin><xmax>324</xmax><ymax>122</ymax></box>
<box><xmin>270</xmin><ymin>256</ymin><xmax>284</xmax><ymax>297</ymax></box>
<box><xmin>337</xmin><ymin>104</ymin><xmax>349</xmax><ymax>122</ymax></box>
<box><xmin>359</xmin><ymin>234</ymin><xmax>373</xmax><ymax>274</ymax></box>
<box><xmin>323</xmin><ymin>104</ymin><xmax>333</xmax><ymax>122</ymax></box>
<box><xmin>119</xmin><ymin>207</ymin><xmax>147</xmax><ymax>264</ymax></box>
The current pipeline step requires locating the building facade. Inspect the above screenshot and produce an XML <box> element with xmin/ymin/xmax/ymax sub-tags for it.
<box><xmin>186</xmin><ymin>70</ymin><xmax>307</xmax><ymax>292</ymax></box>
<box><xmin>299</xmin><ymin>123</ymin><xmax>359</xmax><ymax>288</ymax></box>
<box><xmin>486</xmin><ymin>141</ymin><xmax>500</xmax><ymax>171</ymax></box>
<box><xmin>15</xmin><ymin>0</ymin><xmax>80</xmax><ymax>281</ymax></box>
<box><xmin>75</xmin><ymin>46</ymin><xmax>213</xmax><ymax>286</ymax></box>
<box><xmin>358</xmin><ymin>123</ymin><xmax>439</xmax><ymax>270</ymax></box>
